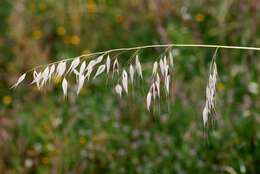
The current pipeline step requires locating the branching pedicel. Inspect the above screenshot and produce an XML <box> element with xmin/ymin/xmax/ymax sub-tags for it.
<box><xmin>11</xmin><ymin>44</ymin><xmax>260</xmax><ymax>126</ymax></box>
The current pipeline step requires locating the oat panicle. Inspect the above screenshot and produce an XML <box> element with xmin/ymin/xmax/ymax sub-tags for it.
<box><xmin>11</xmin><ymin>44</ymin><xmax>260</xmax><ymax>125</ymax></box>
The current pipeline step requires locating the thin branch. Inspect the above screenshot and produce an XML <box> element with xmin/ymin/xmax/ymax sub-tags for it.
<box><xmin>25</xmin><ymin>44</ymin><xmax>260</xmax><ymax>74</ymax></box>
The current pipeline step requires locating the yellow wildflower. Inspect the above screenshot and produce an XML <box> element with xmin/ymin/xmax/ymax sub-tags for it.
<box><xmin>3</xmin><ymin>95</ymin><xmax>12</xmax><ymax>105</ymax></box>
<box><xmin>70</xmin><ymin>35</ymin><xmax>80</xmax><ymax>45</ymax></box>
<box><xmin>195</xmin><ymin>13</ymin><xmax>205</xmax><ymax>22</ymax></box>
<box><xmin>79</xmin><ymin>137</ymin><xmax>87</xmax><ymax>145</ymax></box>
<box><xmin>32</xmin><ymin>30</ymin><xmax>43</xmax><ymax>40</ymax></box>
<box><xmin>86</xmin><ymin>0</ymin><xmax>97</xmax><ymax>13</ymax></box>
<box><xmin>217</xmin><ymin>82</ymin><xmax>225</xmax><ymax>91</ymax></box>
<box><xmin>56</xmin><ymin>26</ymin><xmax>66</xmax><ymax>36</ymax></box>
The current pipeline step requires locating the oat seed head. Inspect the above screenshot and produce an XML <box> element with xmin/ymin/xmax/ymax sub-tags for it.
<box><xmin>11</xmin><ymin>44</ymin><xmax>260</xmax><ymax>125</ymax></box>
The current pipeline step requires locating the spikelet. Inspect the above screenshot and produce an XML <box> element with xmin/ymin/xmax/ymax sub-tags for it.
<box><xmin>168</xmin><ymin>51</ymin><xmax>174</xmax><ymax>68</ymax></box>
<box><xmin>151</xmin><ymin>83</ymin><xmax>156</xmax><ymax>100</ymax></box>
<box><xmin>31</xmin><ymin>71</ymin><xmax>42</xmax><ymax>88</ymax></box>
<box><xmin>159</xmin><ymin>59</ymin><xmax>165</xmax><ymax>76</ymax></box>
<box><xmin>73</xmin><ymin>70</ymin><xmax>79</xmax><ymax>81</ymax></box>
<box><xmin>85</xmin><ymin>60</ymin><xmax>97</xmax><ymax>80</ymax></box>
<box><xmin>202</xmin><ymin>104</ymin><xmax>208</xmax><ymax>126</ymax></box>
<box><xmin>40</xmin><ymin>66</ymin><xmax>50</xmax><ymax>87</ymax></box>
<box><xmin>152</xmin><ymin>61</ymin><xmax>158</xmax><ymax>76</ymax></box>
<box><xmin>48</xmin><ymin>65</ymin><xmax>55</xmax><ymax>80</ymax></box>
<box><xmin>135</xmin><ymin>55</ymin><xmax>143</xmax><ymax>79</ymax></box>
<box><xmin>93</xmin><ymin>64</ymin><xmax>106</xmax><ymax>79</ymax></box>
<box><xmin>165</xmin><ymin>75</ymin><xmax>170</xmax><ymax>95</ymax></box>
<box><xmin>155</xmin><ymin>75</ymin><xmax>160</xmax><ymax>98</ymax></box>
<box><xmin>122</xmin><ymin>70</ymin><xmax>128</xmax><ymax>94</ymax></box>
<box><xmin>85</xmin><ymin>68</ymin><xmax>93</xmax><ymax>80</ymax></box>
<box><xmin>77</xmin><ymin>74</ymin><xmax>85</xmax><ymax>95</ymax></box>
<box><xmin>106</xmin><ymin>55</ymin><xmax>111</xmax><ymax>74</ymax></box>
<box><xmin>56</xmin><ymin>61</ymin><xmax>66</xmax><ymax>77</ymax></box>
<box><xmin>86</xmin><ymin>60</ymin><xmax>96</xmax><ymax>71</ymax></box>
<box><xmin>85</xmin><ymin>54</ymin><xmax>104</xmax><ymax>78</ymax></box>
<box><xmin>113</xmin><ymin>58</ymin><xmax>119</xmax><ymax>75</ymax></box>
<box><xmin>115</xmin><ymin>84</ymin><xmax>122</xmax><ymax>97</ymax></box>
<box><xmin>163</xmin><ymin>56</ymin><xmax>167</xmax><ymax>67</ymax></box>
<box><xmin>146</xmin><ymin>92</ymin><xmax>152</xmax><ymax>111</ymax></box>
<box><xmin>202</xmin><ymin>51</ymin><xmax>218</xmax><ymax>126</ymax></box>
<box><xmin>95</xmin><ymin>54</ymin><xmax>104</xmax><ymax>64</ymax></box>
<box><xmin>62</xmin><ymin>78</ymin><xmax>68</xmax><ymax>97</ymax></box>
<box><xmin>68</xmin><ymin>57</ymin><xmax>80</xmax><ymax>73</ymax></box>
<box><xmin>129</xmin><ymin>64</ymin><xmax>135</xmax><ymax>84</ymax></box>
<box><xmin>11</xmin><ymin>73</ymin><xmax>26</xmax><ymax>89</ymax></box>
<box><xmin>79</xmin><ymin>61</ymin><xmax>86</xmax><ymax>75</ymax></box>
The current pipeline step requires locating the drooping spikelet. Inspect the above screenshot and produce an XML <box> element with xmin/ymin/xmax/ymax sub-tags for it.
<box><xmin>203</xmin><ymin>51</ymin><xmax>218</xmax><ymax>126</ymax></box>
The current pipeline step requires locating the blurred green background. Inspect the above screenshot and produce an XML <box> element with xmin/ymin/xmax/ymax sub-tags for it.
<box><xmin>0</xmin><ymin>0</ymin><xmax>260</xmax><ymax>173</ymax></box>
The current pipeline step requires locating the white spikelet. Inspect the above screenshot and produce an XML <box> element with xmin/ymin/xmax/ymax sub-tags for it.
<box><xmin>129</xmin><ymin>64</ymin><xmax>135</xmax><ymax>84</ymax></box>
<box><xmin>11</xmin><ymin>73</ymin><xmax>26</xmax><ymax>88</ymax></box>
<box><xmin>77</xmin><ymin>74</ymin><xmax>85</xmax><ymax>95</ymax></box>
<box><xmin>163</xmin><ymin>56</ymin><xmax>167</xmax><ymax>67</ymax></box>
<box><xmin>115</xmin><ymin>84</ymin><xmax>122</xmax><ymax>97</ymax></box>
<box><xmin>165</xmin><ymin>65</ymin><xmax>169</xmax><ymax>77</ymax></box>
<box><xmin>48</xmin><ymin>65</ymin><xmax>55</xmax><ymax>80</ymax></box>
<box><xmin>155</xmin><ymin>81</ymin><xmax>160</xmax><ymax>98</ymax></box>
<box><xmin>86</xmin><ymin>60</ymin><xmax>96</xmax><ymax>71</ymax></box>
<box><xmin>152</xmin><ymin>61</ymin><xmax>158</xmax><ymax>75</ymax></box>
<box><xmin>135</xmin><ymin>55</ymin><xmax>143</xmax><ymax>79</ymax></box>
<box><xmin>156</xmin><ymin>73</ymin><xmax>160</xmax><ymax>84</ymax></box>
<box><xmin>85</xmin><ymin>68</ymin><xmax>93</xmax><ymax>80</ymax></box>
<box><xmin>95</xmin><ymin>55</ymin><xmax>104</xmax><ymax>64</ymax></box>
<box><xmin>93</xmin><ymin>65</ymin><xmax>106</xmax><ymax>79</ymax></box>
<box><xmin>56</xmin><ymin>61</ymin><xmax>66</xmax><ymax>77</ymax></box>
<box><xmin>62</xmin><ymin>78</ymin><xmax>68</xmax><ymax>97</ymax></box>
<box><xmin>165</xmin><ymin>75</ymin><xmax>170</xmax><ymax>95</ymax></box>
<box><xmin>31</xmin><ymin>71</ymin><xmax>42</xmax><ymax>88</ymax></box>
<box><xmin>31</xmin><ymin>71</ymin><xmax>39</xmax><ymax>84</ymax></box>
<box><xmin>85</xmin><ymin>60</ymin><xmax>97</xmax><ymax>80</ymax></box>
<box><xmin>202</xmin><ymin>104</ymin><xmax>208</xmax><ymax>126</ymax></box>
<box><xmin>151</xmin><ymin>83</ymin><xmax>156</xmax><ymax>101</ymax></box>
<box><xmin>202</xmin><ymin>55</ymin><xmax>218</xmax><ymax>126</ymax></box>
<box><xmin>113</xmin><ymin>58</ymin><xmax>119</xmax><ymax>74</ymax></box>
<box><xmin>156</xmin><ymin>72</ymin><xmax>160</xmax><ymax>85</ymax></box>
<box><xmin>33</xmin><ymin>71</ymin><xmax>39</xmax><ymax>80</ymax></box>
<box><xmin>122</xmin><ymin>70</ymin><xmax>128</xmax><ymax>94</ymax></box>
<box><xmin>106</xmin><ymin>55</ymin><xmax>111</xmax><ymax>74</ymax></box>
<box><xmin>79</xmin><ymin>61</ymin><xmax>86</xmax><ymax>75</ymax></box>
<box><xmin>146</xmin><ymin>92</ymin><xmax>152</xmax><ymax>111</ymax></box>
<box><xmin>40</xmin><ymin>66</ymin><xmax>50</xmax><ymax>86</ymax></box>
<box><xmin>86</xmin><ymin>55</ymin><xmax>104</xmax><ymax>78</ymax></box>
<box><xmin>159</xmin><ymin>59</ymin><xmax>165</xmax><ymax>76</ymax></box>
<box><xmin>169</xmin><ymin>51</ymin><xmax>174</xmax><ymax>68</ymax></box>
<box><xmin>68</xmin><ymin>57</ymin><xmax>80</xmax><ymax>73</ymax></box>
<box><xmin>73</xmin><ymin>70</ymin><xmax>79</xmax><ymax>81</ymax></box>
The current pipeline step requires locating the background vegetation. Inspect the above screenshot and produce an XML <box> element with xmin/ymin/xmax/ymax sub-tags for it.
<box><xmin>0</xmin><ymin>0</ymin><xmax>259</xmax><ymax>173</ymax></box>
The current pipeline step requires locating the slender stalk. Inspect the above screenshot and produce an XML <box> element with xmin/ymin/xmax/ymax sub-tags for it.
<box><xmin>25</xmin><ymin>44</ymin><xmax>260</xmax><ymax>74</ymax></box>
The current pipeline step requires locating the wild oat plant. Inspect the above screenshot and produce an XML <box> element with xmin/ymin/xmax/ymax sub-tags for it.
<box><xmin>11</xmin><ymin>44</ymin><xmax>260</xmax><ymax>128</ymax></box>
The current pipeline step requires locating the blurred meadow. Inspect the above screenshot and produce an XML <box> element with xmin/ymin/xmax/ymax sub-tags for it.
<box><xmin>0</xmin><ymin>0</ymin><xmax>260</xmax><ymax>173</ymax></box>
